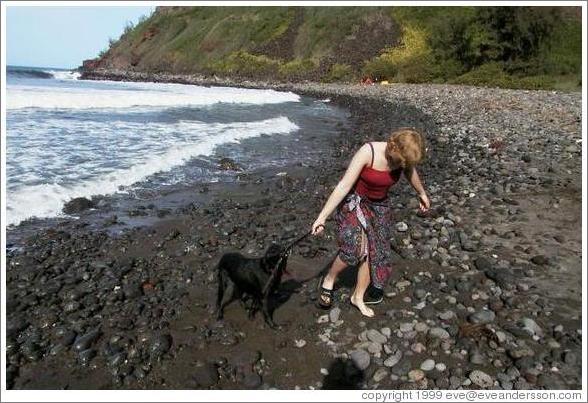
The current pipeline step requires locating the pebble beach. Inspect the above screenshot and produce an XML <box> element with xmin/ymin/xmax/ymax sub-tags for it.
<box><xmin>5</xmin><ymin>70</ymin><xmax>583</xmax><ymax>390</ymax></box>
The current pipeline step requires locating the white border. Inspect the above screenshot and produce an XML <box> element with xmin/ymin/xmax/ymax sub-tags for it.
<box><xmin>2</xmin><ymin>1</ymin><xmax>587</xmax><ymax>6</ymax></box>
<box><xmin>1</xmin><ymin>1</ymin><xmax>587</xmax><ymax>402</ymax></box>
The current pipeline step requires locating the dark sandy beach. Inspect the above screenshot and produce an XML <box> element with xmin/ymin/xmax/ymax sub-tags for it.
<box><xmin>5</xmin><ymin>72</ymin><xmax>582</xmax><ymax>390</ymax></box>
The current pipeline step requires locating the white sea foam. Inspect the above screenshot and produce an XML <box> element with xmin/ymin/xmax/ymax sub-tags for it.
<box><xmin>6</xmin><ymin>116</ymin><xmax>299</xmax><ymax>226</ymax></box>
<box><xmin>6</xmin><ymin>81</ymin><xmax>300</xmax><ymax>110</ymax></box>
<box><xmin>48</xmin><ymin>70</ymin><xmax>81</xmax><ymax>80</ymax></box>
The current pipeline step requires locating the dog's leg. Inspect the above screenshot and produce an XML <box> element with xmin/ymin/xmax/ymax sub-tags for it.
<box><xmin>262</xmin><ymin>295</ymin><xmax>278</xmax><ymax>329</ymax></box>
<box><xmin>248</xmin><ymin>299</ymin><xmax>260</xmax><ymax>320</ymax></box>
<box><xmin>218</xmin><ymin>283</ymin><xmax>243</xmax><ymax>319</ymax></box>
<box><xmin>216</xmin><ymin>269</ymin><xmax>227</xmax><ymax>320</ymax></box>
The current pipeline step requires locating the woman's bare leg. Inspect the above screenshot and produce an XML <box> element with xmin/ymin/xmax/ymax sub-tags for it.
<box><xmin>350</xmin><ymin>231</ymin><xmax>375</xmax><ymax>317</ymax></box>
<box><xmin>321</xmin><ymin>255</ymin><xmax>348</xmax><ymax>290</ymax></box>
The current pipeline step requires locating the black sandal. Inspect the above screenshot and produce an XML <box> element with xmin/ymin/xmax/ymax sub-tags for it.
<box><xmin>316</xmin><ymin>275</ymin><xmax>334</xmax><ymax>310</ymax></box>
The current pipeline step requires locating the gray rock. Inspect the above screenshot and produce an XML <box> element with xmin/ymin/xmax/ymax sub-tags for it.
<box><xmin>469</xmin><ymin>370</ymin><xmax>494</xmax><ymax>388</ymax></box>
<box><xmin>530</xmin><ymin>255</ymin><xmax>548</xmax><ymax>266</ymax></box>
<box><xmin>455</xmin><ymin>281</ymin><xmax>472</xmax><ymax>293</ymax></box>
<box><xmin>519</xmin><ymin>318</ymin><xmax>543</xmax><ymax>338</ymax></box>
<box><xmin>514</xmin><ymin>356</ymin><xmax>535</xmax><ymax>371</ymax></box>
<box><xmin>420</xmin><ymin>359</ymin><xmax>435</xmax><ymax>371</ymax></box>
<box><xmin>73</xmin><ymin>329</ymin><xmax>101</xmax><ymax>353</ymax></box>
<box><xmin>317</xmin><ymin>314</ymin><xmax>330</xmax><ymax>324</ymax></box>
<box><xmin>439</xmin><ymin>310</ymin><xmax>455</xmax><ymax>320</ymax></box>
<box><xmin>408</xmin><ymin>369</ymin><xmax>425</xmax><ymax>382</ymax></box>
<box><xmin>367</xmin><ymin>341</ymin><xmax>383</xmax><ymax>355</ymax></box>
<box><xmin>78</xmin><ymin>348</ymin><xmax>96</xmax><ymax>366</ymax></box>
<box><xmin>475</xmin><ymin>256</ymin><xmax>493</xmax><ymax>272</ymax></box>
<box><xmin>396</xmin><ymin>222</ymin><xmax>409</xmax><ymax>232</ymax></box>
<box><xmin>329</xmin><ymin>307</ymin><xmax>341</xmax><ymax>323</ymax></box>
<box><xmin>414</xmin><ymin>289</ymin><xmax>427</xmax><ymax>299</ymax></box>
<box><xmin>506</xmin><ymin>366</ymin><xmax>521</xmax><ymax>380</ymax></box>
<box><xmin>508</xmin><ymin>347</ymin><xmax>534</xmax><ymax>359</ymax></box>
<box><xmin>450</xmin><ymin>375</ymin><xmax>462</xmax><ymax>389</ymax></box>
<box><xmin>563</xmin><ymin>351</ymin><xmax>577</xmax><ymax>365</ymax></box>
<box><xmin>469</xmin><ymin>351</ymin><xmax>486</xmax><ymax>365</ymax></box>
<box><xmin>469</xmin><ymin>309</ymin><xmax>496</xmax><ymax>324</ymax></box>
<box><xmin>349</xmin><ymin>349</ymin><xmax>371</xmax><ymax>371</ymax></box>
<box><xmin>367</xmin><ymin>329</ymin><xmax>387</xmax><ymax>345</ymax></box>
<box><xmin>391</xmin><ymin>360</ymin><xmax>411</xmax><ymax>377</ymax></box>
<box><xmin>373</xmin><ymin>368</ymin><xmax>389</xmax><ymax>383</ymax></box>
<box><xmin>149</xmin><ymin>334</ymin><xmax>172</xmax><ymax>358</ymax></box>
<box><xmin>428</xmin><ymin>327</ymin><xmax>451</xmax><ymax>340</ymax></box>
<box><xmin>384</xmin><ymin>350</ymin><xmax>402</xmax><ymax>368</ymax></box>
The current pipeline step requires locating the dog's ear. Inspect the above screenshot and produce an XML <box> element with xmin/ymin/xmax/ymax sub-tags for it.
<box><xmin>266</xmin><ymin>243</ymin><xmax>283</xmax><ymax>257</ymax></box>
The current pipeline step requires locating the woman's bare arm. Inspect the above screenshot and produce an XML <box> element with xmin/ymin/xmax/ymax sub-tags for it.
<box><xmin>311</xmin><ymin>145</ymin><xmax>370</xmax><ymax>234</ymax></box>
<box><xmin>404</xmin><ymin>166</ymin><xmax>430</xmax><ymax>211</ymax></box>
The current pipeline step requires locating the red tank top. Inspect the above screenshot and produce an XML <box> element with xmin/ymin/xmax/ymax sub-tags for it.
<box><xmin>354</xmin><ymin>143</ymin><xmax>402</xmax><ymax>200</ymax></box>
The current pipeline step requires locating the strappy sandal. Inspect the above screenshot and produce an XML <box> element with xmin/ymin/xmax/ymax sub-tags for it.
<box><xmin>316</xmin><ymin>275</ymin><xmax>334</xmax><ymax>310</ymax></box>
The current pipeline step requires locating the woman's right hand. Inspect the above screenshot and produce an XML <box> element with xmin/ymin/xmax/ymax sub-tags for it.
<box><xmin>311</xmin><ymin>218</ymin><xmax>325</xmax><ymax>235</ymax></box>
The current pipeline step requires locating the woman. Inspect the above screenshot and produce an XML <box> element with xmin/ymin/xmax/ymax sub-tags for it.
<box><xmin>311</xmin><ymin>128</ymin><xmax>430</xmax><ymax>317</ymax></box>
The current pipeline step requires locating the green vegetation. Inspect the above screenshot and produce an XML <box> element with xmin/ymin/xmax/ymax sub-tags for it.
<box><xmin>278</xmin><ymin>59</ymin><xmax>316</xmax><ymax>80</ymax></box>
<box><xmin>206</xmin><ymin>51</ymin><xmax>281</xmax><ymax>78</ymax></box>
<box><xmin>96</xmin><ymin>6</ymin><xmax>581</xmax><ymax>91</ymax></box>
<box><xmin>323</xmin><ymin>63</ymin><xmax>355</xmax><ymax>83</ymax></box>
<box><xmin>365</xmin><ymin>6</ymin><xmax>582</xmax><ymax>90</ymax></box>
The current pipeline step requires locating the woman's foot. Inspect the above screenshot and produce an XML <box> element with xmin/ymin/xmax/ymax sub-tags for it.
<box><xmin>350</xmin><ymin>295</ymin><xmax>375</xmax><ymax>317</ymax></box>
<box><xmin>317</xmin><ymin>275</ymin><xmax>335</xmax><ymax>309</ymax></box>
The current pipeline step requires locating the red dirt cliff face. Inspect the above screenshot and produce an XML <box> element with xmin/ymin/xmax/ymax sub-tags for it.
<box><xmin>82</xmin><ymin>58</ymin><xmax>103</xmax><ymax>70</ymax></box>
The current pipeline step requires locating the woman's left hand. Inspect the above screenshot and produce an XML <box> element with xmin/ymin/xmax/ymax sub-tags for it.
<box><xmin>418</xmin><ymin>192</ymin><xmax>430</xmax><ymax>212</ymax></box>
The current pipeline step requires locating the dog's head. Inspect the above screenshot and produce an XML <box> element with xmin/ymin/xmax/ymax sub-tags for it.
<box><xmin>262</xmin><ymin>243</ymin><xmax>289</xmax><ymax>274</ymax></box>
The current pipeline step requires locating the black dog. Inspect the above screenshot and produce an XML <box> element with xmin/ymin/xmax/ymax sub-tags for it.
<box><xmin>215</xmin><ymin>243</ymin><xmax>289</xmax><ymax>329</ymax></box>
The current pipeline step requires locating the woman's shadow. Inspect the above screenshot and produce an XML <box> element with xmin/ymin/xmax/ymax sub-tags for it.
<box><xmin>322</xmin><ymin>358</ymin><xmax>365</xmax><ymax>389</ymax></box>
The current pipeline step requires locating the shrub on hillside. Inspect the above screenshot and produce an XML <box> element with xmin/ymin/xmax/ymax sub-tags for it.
<box><xmin>209</xmin><ymin>51</ymin><xmax>280</xmax><ymax>78</ymax></box>
<box><xmin>323</xmin><ymin>63</ymin><xmax>354</xmax><ymax>83</ymax></box>
<box><xmin>279</xmin><ymin>59</ymin><xmax>317</xmax><ymax>80</ymax></box>
<box><xmin>451</xmin><ymin>62</ymin><xmax>514</xmax><ymax>88</ymax></box>
<box><xmin>363</xmin><ymin>25</ymin><xmax>439</xmax><ymax>82</ymax></box>
<box><xmin>450</xmin><ymin>62</ymin><xmax>556</xmax><ymax>90</ymax></box>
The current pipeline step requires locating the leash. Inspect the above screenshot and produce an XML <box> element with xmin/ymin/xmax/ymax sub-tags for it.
<box><xmin>262</xmin><ymin>225</ymin><xmax>323</xmax><ymax>296</ymax></box>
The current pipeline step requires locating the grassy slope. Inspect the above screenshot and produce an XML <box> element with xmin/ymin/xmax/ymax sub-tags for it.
<box><xmin>97</xmin><ymin>6</ymin><xmax>581</xmax><ymax>91</ymax></box>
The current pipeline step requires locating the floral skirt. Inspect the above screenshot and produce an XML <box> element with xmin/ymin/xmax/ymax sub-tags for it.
<box><xmin>335</xmin><ymin>192</ymin><xmax>394</xmax><ymax>289</ymax></box>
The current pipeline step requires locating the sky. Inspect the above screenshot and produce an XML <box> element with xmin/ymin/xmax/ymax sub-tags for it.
<box><xmin>6</xmin><ymin>6</ymin><xmax>155</xmax><ymax>69</ymax></box>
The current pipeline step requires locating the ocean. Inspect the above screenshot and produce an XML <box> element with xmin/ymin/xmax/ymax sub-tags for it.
<box><xmin>5</xmin><ymin>66</ymin><xmax>348</xmax><ymax>227</ymax></box>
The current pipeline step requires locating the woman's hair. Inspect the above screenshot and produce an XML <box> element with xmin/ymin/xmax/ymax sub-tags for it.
<box><xmin>386</xmin><ymin>127</ymin><xmax>426</xmax><ymax>168</ymax></box>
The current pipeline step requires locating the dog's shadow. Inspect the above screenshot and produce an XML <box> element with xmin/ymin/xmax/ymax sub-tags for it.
<box><xmin>271</xmin><ymin>255</ymin><xmax>359</xmax><ymax>310</ymax></box>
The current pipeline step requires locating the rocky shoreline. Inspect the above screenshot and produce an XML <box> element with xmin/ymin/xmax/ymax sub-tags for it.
<box><xmin>6</xmin><ymin>70</ymin><xmax>582</xmax><ymax>390</ymax></box>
